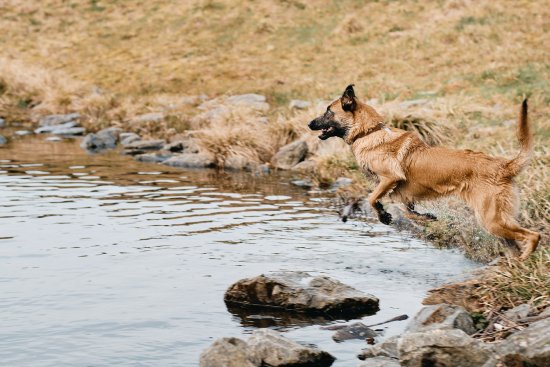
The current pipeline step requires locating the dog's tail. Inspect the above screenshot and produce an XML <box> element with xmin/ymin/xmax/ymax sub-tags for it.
<box><xmin>502</xmin><ymin>99</ymin><xmax>533</xmax><ymax>178</ymax></box>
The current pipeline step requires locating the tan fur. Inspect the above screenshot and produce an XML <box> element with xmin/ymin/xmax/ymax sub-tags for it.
<box><xmin>312</xmin><ymin>91</ymin><xmax>540</xmax><ymax>260</ymax></box>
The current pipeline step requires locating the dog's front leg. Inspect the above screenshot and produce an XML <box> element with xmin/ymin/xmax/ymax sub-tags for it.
<box><xmin>368</xmin><ymin>178</ymin><xmax>398</xmax><ymax>225</ymax></box>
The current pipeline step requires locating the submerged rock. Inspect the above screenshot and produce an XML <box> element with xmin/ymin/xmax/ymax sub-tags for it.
<box><xmin>134</xmin><ymin>153</ymin><xmax>172</xmax><ymax>163</ymax></box>
<box><xmin>199</xmin><ymin>337</ymin><xmax>256</xmax><ymax>367</ymax></box>
<box><xmin>163</xmin><ymin>153</ymin><xmax>215</xmax><ymax>169</ymax></box>
<box><xmin>329</xmin><ymin>322</ymin><xmax>378</xmax><ymax>342</ymax></box>
<box><xmin>224</xmin><ymin>271</ymin><xmax>379</xmax><ymax>318</ymax></box>
<box><xmin>398</xmin><ymin>329</ymin><xmax>492</xmax><ymax>367</ymax></box>
<box><xmin>247</xmin><ymin>329</ymin><xmax>335</xmax><ymax>367</ymax></box>
<box><xmin>405</xmin><ymin>304</ymin><xmax>476</xmax><ymax>335</ymax></box>
<box><xmin>39</xmin><ymin>113</ymin><xmax>80</xmax><ymax>126</ymax></box>
<box><xmin>271</xmin><ymin>140</ymin><xmax>308</xmax><ymax>170</ymax></box>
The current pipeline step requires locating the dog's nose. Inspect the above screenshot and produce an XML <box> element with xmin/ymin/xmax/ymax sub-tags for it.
<box><xmin>308</xmin><ymin>120</ymin><xmax>316</xmax><ymax>129</ymax></box>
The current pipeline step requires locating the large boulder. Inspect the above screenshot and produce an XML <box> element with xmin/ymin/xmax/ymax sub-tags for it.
<box><xmin>489</xmin><ymin>317</ymin><xmax>550</xmax><ymax>367</ymax></box>
<box><xmin>39</xmin><ymin>113</ymin><xmax>80</xmax><ymax>126</ymax></box>
<box><xmin>162</xmin><ymin>153</ymin><xmax>215</xmax><ymax>169</ymax></box>
<box><xmin>81</xmin><ymin>127</ymin><xmax>122</xmax><ymax>151</ymax></box>
<box><xmin>398</xmin><ymin>329</ymin><xmax>492</xmax><ymax>367</ymax></box>
<box><xmin>199</xmin><ymin>337</ymin><xmax>256</xmax><ymax>367</ymax></box>
<box><xmin>247</xmin><ymin>329</ymin><xmax>335</xmax><ymax>367</ymax></box>
<box><xmin>405</xmin><ymin>304</ymin><xmax>476</xmax><ymax>335</ymax></box>
<box><xmin>224</xmin><ymin>271</ymin><xmax>379</xmax><ymax>318</ymax></box>
<box><xmin>271</xmin><ymin>140</ymin><xmax>308</xmax><ymax>170</ymax></box>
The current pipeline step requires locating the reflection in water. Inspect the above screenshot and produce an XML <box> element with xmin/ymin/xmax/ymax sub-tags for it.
<box><xmin>0</xmin><ymin>136</ymin><xmax>479</xmax><ymax>367</ymax></box>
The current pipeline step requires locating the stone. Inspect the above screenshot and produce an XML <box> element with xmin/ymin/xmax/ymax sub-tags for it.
<box><xmin>290</xmin><ymin>179</ymin><xmax>314</xmax><ymax>188</ymax></box>
<box><xmin>14</xmin><ymin>130</ymin><xmax>32</xmax><ymax>136</ymax></box>
<box><xmin>358</xmin><ymin>356</ymin><xmax>400</xmax><ymax>367</ymax></box>
<box><xmin>405</xmin><ymin>304</ymin><xmax>476</xmax><ymax>335</ymax></box>
<box><xmin>358</xmin><ymin>336</ymin><xmax>400</xmax><ymax>360</ymax></box>
<box><xmin>35</xmin><ymin>121</ymin><xmax>78</xmax><ymax>134</ymax></box>
<box><xmin>491</xmin><ymin>317</ymin><xmax>550</xmax><ymax>367</ymax></box>
<box><xmin>39</xmin><ymin>113</ymin><xmax>80</xmax><ymax>126</ymax></box>
<box><xmin>290</xmin><ymin>159</ymin><xmax>317</xmax><ymax>172</ymax></box>
<box><xmin>225</xmin><ymin>94</ymin><xmax>269</xmax><ymax>112</ymax></box>
<box><xmin>330</xmin><ymin>322</ymin><xmax>377</xmax><ymax>342</ymax></box>
<box><xmin>45</xmin><ymin>136</ymin><xmax>62</xmax><ymax>142</ymax></box>
<box><xmin>0</xmin><ymin>135</ymin><xmax>7</xmax><ymax>145</ymax></box>
<box><xmin>271</xmin><ymin>140</ymin><xmax>308</xmax><ymax>170</ymax></box>
<box><xmin>134</xmin><ymin>153</ymin><xmax>172</xmax><ymax>163</ymax></box>
<box><xmin>123</xmin><ymin>139</ymin><xmax>165</xmax><ymax>155</ymax></box>
<box><xmin>502</xmin><ymin>303</ymin><xmax>532</xmax><ymax>321</ymax></box>
<box><xmin>289</xmin><ymin>99</ymin><xmax>311</xmax><ymax>110</ymax></box>
<box><xmin>163</xmin><ymin>153</ymin><xmax>215</xmax><ymax>169</ymax></box>
<box><xmin>247</xmin><ymin>329</ymin><xmax>335</xmax><ymax>367</ymax></box>
<box><xmin>199</xmin><ymin>337</ymin><xmax>256</xmax><ymax>367</ymax></box>
<box><xmin>81</xmin><ymin>127</ymin><xmax>122</xmax><ymax>151</ymax></box>
<box><xmin>224</xmin><ymin>271</ymin><xmax>379</xmax><ymax>318</ymax></box>
<box><xmin>398</xmin><ymin>329</ymin><xmax>492</xmax><ymax>367</ymax></box>
<box><xmin>332</xmin><ymin>177</ymin><xmax>353</xmax><ymax>190</ymax></box>
<box><xmin>0</xmin><ymin>118</ymin><xmax>6</xmax><ymax>127</ymax></box>
<box><xmin>164</xmin><ymin>138</ymin><xmax>200</xmax><ymax>154</ymax></box>
<box><xmin>119</xmin><ymin>132</ymin><xmax>141</xmax><ymax>146</ymax></box>
<box><xmin>52</xmin><ymin>127</ymin><xmax>85</xmax><ymax>136</ymax></box>
<box><xmin>129</xmin><ymin>112</ymin><xmax>164</xmax><ymax>124</ymax></box>
<box><xmin>223</xmin><ymin>155</ymin><xmax>256</xmax><ymax>171</ymax></box>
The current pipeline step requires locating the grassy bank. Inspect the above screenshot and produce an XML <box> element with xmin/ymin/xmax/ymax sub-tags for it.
<box><xmin>1</xmin><ymin>0</ymin><xmax>548</xmax><ymax>320</ymax></box>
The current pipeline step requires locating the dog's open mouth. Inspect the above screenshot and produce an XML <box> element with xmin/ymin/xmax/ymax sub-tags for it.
<box><xmin>319</xmin><ymin>126</ymin><xmax>335</xmax><ymax>140</ymax></box>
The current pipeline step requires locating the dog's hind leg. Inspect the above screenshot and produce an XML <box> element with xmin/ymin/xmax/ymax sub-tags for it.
<box><xmin>368</xmin><ymin>177</ymin><xmax>399</xmax><ymax>225</ymax></box>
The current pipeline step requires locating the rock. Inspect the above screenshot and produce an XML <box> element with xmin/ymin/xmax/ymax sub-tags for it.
<box><xmin>332</xmin><ymin>177</ymin><xmax>353</xmax><ymax>190</ymax></box>
<box><xmin>164</xmin><ymin>138</ymin><xmax>200</xmax><ymax>154</ymax></box>
<box><xmin>35</xmin><ymin>121</ymin><xmax>78</xmax><ymax>134</ymax></box>
<box><xmin>358</xmin><ymin>356</ymin><xmax>400</xmax><ymax>367</ymax></box>
<box><xmin>45</xmin><ymin>136</ymin><xmax>62</xmax><ymax>142</ymax></box>
<box><xmin>405</xmin><ymin>304</ymin><xmax>476</xmax><ymax>335</ymax></box>
<box><xmin>81</xmin><ymin>127</ymin><xmax>122</xmax><ymax>152</ymax></box>
<box><xmin>134</xmin><ymin>153</ymin><xmax>172</xmax><ymax>163</ymax></box>
<box><xmin>289</xmin><ymin>99</ymin><xmax>311</xmax><ymax>110</ymax></box>
<box><xmin>199</xmin><ymin>337</ymin><xmax>256</xmax><ymax>367</ymax></box>
<box><xmin>51</xmin><ymin>127</ymin><xmax>85</xmax><ymax>136</ymax></box>
<box><xmin>123</xmin><ymin>139</ymin><xmax>165</xmax><ymax>155</ymax></box>
<box><xmin>398</xmin><ymin>329</ymin><xmax>492</xmax><ymax>367</ymax></box>
<box><xmin>247</xmin><ymin>329</ymin><xmax>335</xmax><ymax>367</ymax></box>
<box><xmin>39</xmin><ymin>113</ymin><xmax>80</xmax><ymax>126</ymax></box>
<box><xmin>330</xmin><ymin>322</ymin><xmax>377</xmax><ymax>342</ymax></box>
<box><xmin>271</xmin><ymin>140</ymin><xmax>308</xmax><ymax>170</ymax></box>
<box><xmin>14</xmin><ymin>130</ymin><xmax>32</xmax><ymax>136</ymax></box>
<box><xmin>129</xmin><ymin>112</ymin><xmax>164</xmax><ymax>124</ymax></box>
<box><xmin>290</xmin><ymin>179</ymin><xmax>314</xmax><ymax>188</ymax></box>
<box><xmin>225</xmin><ymin>94</ymin><xmax>269</xmax><ymax>112</ymax></box>
<box><xmin>163</xmin><ymin>153</ymin><xmax>215</xmax><ymax>169</ymax></box>
<box><xmin>359</xmin><ymin>336</ymin><xmax>400</xmax><ymax>360</ymax></box>
<box><xmin>290</xmin><ymin>159</ymin><xmax>317</xmax><ymax>172</ymax></box>
<box><xmin>503</xmin><ymin>303</ymin><xmax>532</xmax><ymax>321</ymax></box>
<box><xmin>491</xmin><ymin>317</ymin><xmax>550</xmax><ymax>367</ymax></box>
<box><xmin>224</xmin><ymin>155</ymin><xmax>256</xmax><ymax>171</ymax></box>
<box><xmin>0</xmin><ymin>118</ymin><xmax>5</xmax><ymax>127</ymax></box>
<box><xmin>224</xmin><ymin>271</ymin><xmax>379</xmax><ymax>318</ymax></box>
<box><xmin>0</xmin><ymin>135</ymin><xmax>7</xmax><ymax>145</ymax></box>
<box><xmin>119</xmin><ymin>132</ymin><xmax>141</xmax><ymax>146</ymax></box>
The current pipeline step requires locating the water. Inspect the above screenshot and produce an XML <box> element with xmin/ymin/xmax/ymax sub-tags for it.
<box><xmin>0</xmin><ymin>136</ymin><xmax>478</xmax><ymax>366</ymax></box>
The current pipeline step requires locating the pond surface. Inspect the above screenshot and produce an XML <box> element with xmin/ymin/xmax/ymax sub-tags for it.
<box><xmin>0</xmin><ymin>136</ymin><xmax>478</xmax><ymax>367</ymax></box>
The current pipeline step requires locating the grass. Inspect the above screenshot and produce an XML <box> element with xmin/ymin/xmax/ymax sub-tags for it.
<box><xmin>0</xmin><ymin>0</ymin><xmax>548</xmax><ymax>321</ymax></box>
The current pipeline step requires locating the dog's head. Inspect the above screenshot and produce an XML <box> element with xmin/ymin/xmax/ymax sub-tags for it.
<box><xmin>308</xmin><ymin>84</ymin><xmax>384</xmax><ymax>143</ymax></box>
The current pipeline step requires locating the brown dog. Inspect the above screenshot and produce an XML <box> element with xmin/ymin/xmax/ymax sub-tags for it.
<box><xmin>309</xmin><ymin>85</ymin><xmax>540</xmax><ymax>259</ymax></box>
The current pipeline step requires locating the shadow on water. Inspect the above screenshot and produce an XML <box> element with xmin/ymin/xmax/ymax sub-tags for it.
<box><xmin>0</xmin><ymin>135</ymin><xmax>480</xmax><ymax>367</ymax></box>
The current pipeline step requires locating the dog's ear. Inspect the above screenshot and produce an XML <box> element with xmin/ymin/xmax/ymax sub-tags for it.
<box><xmin>341</xmin><ymin>84</ymin><xmax>357</xmax><ymax>112</ymax></box>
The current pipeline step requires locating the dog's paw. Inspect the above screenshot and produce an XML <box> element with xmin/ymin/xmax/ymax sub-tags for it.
<box><xmin>379</xmin><ymin>212</ymin><xmax>392</xmax><ymax>225</ymax></box>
